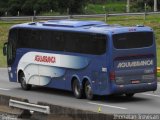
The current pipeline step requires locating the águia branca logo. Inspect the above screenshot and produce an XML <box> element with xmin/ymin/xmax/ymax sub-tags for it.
<box><xmin>117</xmin><ymin>60</ymin><xmax>153</xmax><ymax>68</ymax></box>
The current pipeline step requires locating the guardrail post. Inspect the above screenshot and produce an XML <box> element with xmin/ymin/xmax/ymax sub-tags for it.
<box><xmin>5</xmin><ymin>11</ymin><xmax>8</xmax><ymax>17</ymax></box>
<box><xmin>105</xmin><ymin>13</ymin><xmax>108</xmax><ymax>22</ymax></box>
<box><xmin>34</xmin><ymin>10</ymin><xmax>36</xmax><ymax>17</ymax></box>
<box><xmin>144</xmin><ymin>3</ymin><xmax>147</xmax><ymax>20</ymax></box>
<box><xmin>154</xmin><ymin>0</ymin><xmax>158</xmax><ymax>12</ymax></box>
<box><xmin>67</xmin><ymin>8</ymin><xmax>70</xmax><ymax>19</ymax></box>
<box><xmin>32</xmin><ymin>17</ymin><xmax>34</xmax><ymax>22</ymax></box>
<box><xmin>68</xmin><ymin>15</ymin><xmax>72</xmax><ymax>19</ymax></box>
<box><xmin>18</xmin><ymin>11</ymin><xmax>20</xmax><ymax>16</ymax></box>
<box><xmin>144</xmin><ymin>12</ymin><xmax>146</xmax><ymax>20</ymax></box>
<box><xmin>32</xmin><ymin>10</ymin><xmax>37</xmax><ymax>22</ymax></box>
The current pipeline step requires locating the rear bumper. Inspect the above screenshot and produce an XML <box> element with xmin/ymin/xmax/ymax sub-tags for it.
<box><xmin>110</xmin><ymin>81</ymin><xmax>157</xmax><ymax>95</ymax></box>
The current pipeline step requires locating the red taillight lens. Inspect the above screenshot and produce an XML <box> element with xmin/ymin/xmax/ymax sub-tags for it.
<box><xmin>110</xmin><ymin>71</ymin><xmax>115</xmax><ymax>81</ymax></box>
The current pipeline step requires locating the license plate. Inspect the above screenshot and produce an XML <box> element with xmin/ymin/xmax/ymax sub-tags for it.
<box><xmin>131</xmin><ymin>80</ymin><xmax>140</xmax><ymax>84</ymax></box>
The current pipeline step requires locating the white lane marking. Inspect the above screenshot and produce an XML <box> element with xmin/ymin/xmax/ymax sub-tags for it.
<box><xmin>158</xmin><ymin>83</ymin><xmax>160</xmax><ymax>86</ymax></box>
<box><xmin>88</xmin><ymin>102</ymin><xmax>127</xmax><ymax>110</ymax></box>
<box><xmin>141</xmin><ymin>93</ymin><xmax>160</xmax><ymax>98</ymax></box>
<box><xmin>0</xmin><ymin>88</ymin><xmax>10</xmax><ymax>91</ymax></box>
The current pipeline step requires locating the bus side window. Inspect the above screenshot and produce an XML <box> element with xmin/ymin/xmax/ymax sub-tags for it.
<box><xmin>64</xmin><ymin>32</ymin><xmax>106</xmax><ymax>55</ymax></box>
<box><xmin>30</xmin><ymin>30</ymin><xmax>40</xmax><ymax>49</ymax></box>
<box><xmin>51</xmin><ymin>31</ymin><xmax>64</xmax><ymax>51</ymax></box>
<box><xmin>65</xmin><ymin>32</ymin><xmax>77</xmax><ymax>52</ymax></box>
<box><xmin>18</xmin><ymin>29</ymin><xmax>31</xmax><ymax>49</ymax></box>
<box><xmin>94</xmin><ymin>34</ymin><xmax>107</xmax><ymax>54</ymax></box>
<box><xmin>39</xmin><ymin>30</ymin><xmax>51</xmax><ymax>50</ymax></box>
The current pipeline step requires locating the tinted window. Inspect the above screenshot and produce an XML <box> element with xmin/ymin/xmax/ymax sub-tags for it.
<box><xmin>65</xmin><ymin>32</ymin><xmax>106</xmax><ymax>55</ymax></box>
<box><xmin>18</xmin><ymin>28</ymin><xmax>106</xmax><ymax>55</ymax></box>
<box><xmin>113</xmin><ymin>32</ymin><xmax>153</xmax><ymax>49</ymax></box>
<box><xmin>51</xmin><ymin>31</ymin><xmax>64</xmax><ymax>51</ymax></box>
<box><xmin>18</xmin><ymin>29</ymin><xmax>65</xmax><ymax>51</ymax></box>
<box><xmin>39</xmin><ymin>30</ymin><xmax>51</xmax><ymax>50</ymax></box>
<box><xmin>18</xmin><ymin>29</ymin><xmax>32</xmax><ymax>48</ymax></box>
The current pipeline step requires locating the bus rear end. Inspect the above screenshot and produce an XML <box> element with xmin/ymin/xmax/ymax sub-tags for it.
<box><xmin>110</xmin><ymin>28</ymin><xmax>157</xmax><ymax>96</ymax></box>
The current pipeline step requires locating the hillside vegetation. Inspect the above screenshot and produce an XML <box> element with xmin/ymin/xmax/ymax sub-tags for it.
<box><xmin>1</xmin><ymin>0</ymin><xmax>160</xmax><ymax>16</ymax></box>
<box><xmin>85</xmin><ymin>1</ymin><xmax>126</xmax><ymax>14</ymax></box>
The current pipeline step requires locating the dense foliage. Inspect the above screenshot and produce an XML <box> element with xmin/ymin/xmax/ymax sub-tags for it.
<box><xmin>0</xmin><ymin>0</ymin><xmax>159</xmax><ymax>16</ymax></box>
<box><xmin>130</xmin><ymin>0</ymin><xmax>160</xmax><ymax>12</ymax></box>
<box><xmin>88</xmin><ymin>0</ymin><xmax>160</xmax><ymax>12</ymax></box>
<box><xmin>88</xmin><ymin>0</ymin><xmax>125</xmax><ymax>4</ymax></box>
<box><xmin>0</xmin><ymin>0</ymin><xmax>87</xmax><ymax>16</ymax></box>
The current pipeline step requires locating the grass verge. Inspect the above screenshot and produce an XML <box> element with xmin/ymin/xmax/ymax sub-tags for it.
<box><xmin>85</xmin><ymin>2</ymin><xmax>126</xmax><ymax>14</ymax></box>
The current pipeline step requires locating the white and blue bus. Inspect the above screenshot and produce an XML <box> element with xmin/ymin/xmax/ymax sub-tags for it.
<box><xmin>3</xmin><ymin>20</ymin><xmax>157</xmax><ymax>100</ymax></box>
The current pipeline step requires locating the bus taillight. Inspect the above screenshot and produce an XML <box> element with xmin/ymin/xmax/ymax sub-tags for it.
<box><xmin>110</xmin><ymin>71</ymin><xmax>115</xmax><ymax>81</ymax></box>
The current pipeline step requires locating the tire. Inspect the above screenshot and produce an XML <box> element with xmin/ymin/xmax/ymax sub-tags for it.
<box><xmin>125</xmin><ymin>93</ymin><xmax>134</xmax><ymax>98</ymax></box>
<box><xmin>85</xmin><ymin>81</ymin><xmax>94</xmax><ymax>100</ymax></box>
<box><xmin>72</xmin><ymin>80</ymin><xmax>83</xmax><ymax>99</ymax></box>
<box><xmin>19</xmin><ymin>72</ymin><xmax>32</xmax><ymax>90</ymax></box>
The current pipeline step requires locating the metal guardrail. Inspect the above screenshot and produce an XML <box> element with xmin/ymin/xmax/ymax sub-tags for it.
<box><xmin>0</xmin><ymin>16</ymin><xmax>70</xmax><ymax>21</ymax></box>
<box><xmin>9</xmin><ymin>99</ymin><xmax>50</xmax><ymax>114</ymax></box>
<box><xmin>0</xmin><ymin>12</ymin><xmax>160</xmax><ymax>21</ymax></box>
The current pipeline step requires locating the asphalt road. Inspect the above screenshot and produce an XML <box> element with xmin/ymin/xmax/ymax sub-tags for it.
<box><xmin>0</xmin><ymin>68</ymin><xmax>160</xmax><ymax>114</ymax></box>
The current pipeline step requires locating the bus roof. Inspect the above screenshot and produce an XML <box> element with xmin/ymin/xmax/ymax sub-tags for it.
<box><xmin>12</xmin><ymin>20</ymin><xmax>153</xmax><ymax>34</ymax></box>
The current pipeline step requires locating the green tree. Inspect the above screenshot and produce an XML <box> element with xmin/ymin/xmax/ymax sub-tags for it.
<box><xmin>58</xmin><ymin>0</ymin><xmax>87</xmax><ymax>14</ymax></box>
<box><xmin>70</xmin><ymin>0</ymin><xmax>87</xmax><ymax>14</ymax></box>
<box><xmin>8</xmin><ymin>0</ymin><xmax>26</xmax><ymax>16</ymax></box>
<box><xmin>22</xmin><ymin>0</ymin><xmax>37</xmax><ymax>15</ymax></box>
<box><xmin>0</xmin><ymin>0</ymin><xmax>88</xmax><ymax>16</ymax></box>
<box><xmin>34</xmin><ymin>0</ymin><xmax>58</xmax><ymax>14</ymax></box>
<box><xmin>88</xmin><ymin>0</ymin><xmax>125</xmax><ymax>4</ymax></box>
<box><xmin>0</xmin><ymin>0</ymin><xmax>9</xmax><ymax>16</ymax></box>
<box><xmin>130</xmin><ymin>0</ymin><xmax>160</xmax><ymax>12</ymax></box>
<box><xmin>58</xmin><ymin>0</ymin><xmax>73</xmax><ymax>14</ymax></box>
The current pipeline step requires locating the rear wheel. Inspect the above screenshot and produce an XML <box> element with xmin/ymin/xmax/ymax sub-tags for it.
<box><xmin>19</xmin><ymin>72</ymin><xmax>32</xmax><ymax>90</ymax></box>
<box><xmin>125</xmin><ymin>93</ymin><xmax>134</xmax><ymax>98</ymax></box>
<box><xmin>85</xmin><ymin>81</ymin><xmax>94</xmax><ymax>100</ymax></box>
<box><xmin>72</xmin><ymin>80</ymin><xmax>83</xmax><ymax>99</ymax></box>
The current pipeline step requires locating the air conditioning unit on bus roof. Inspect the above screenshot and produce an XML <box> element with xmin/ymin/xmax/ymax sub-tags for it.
<box><xmin>42</xmin><ymin>20</ymin><xmax>106</xmax><ymax>28</ymax></box>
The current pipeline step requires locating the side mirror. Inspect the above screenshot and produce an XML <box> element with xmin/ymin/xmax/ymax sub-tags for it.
<box><xmin>3</xmin><ymin>42</ymin><xmax>8</xmax><ymax>56</ymax></box>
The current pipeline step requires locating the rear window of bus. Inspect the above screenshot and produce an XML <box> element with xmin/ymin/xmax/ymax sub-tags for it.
<box><xmin>113</xmin><ymin>32</ymin><xmax>153</xmax><ymax>49</ymax></box>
